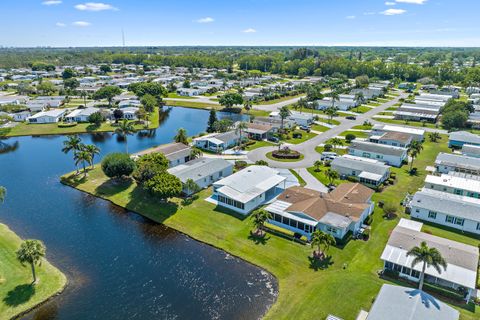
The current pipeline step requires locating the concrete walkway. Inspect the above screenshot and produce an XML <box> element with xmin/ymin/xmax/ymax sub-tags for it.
<box><xmin>293</xmin><ymin>168</ymin><xmax>328</xmax><ymax>192</ymax></box>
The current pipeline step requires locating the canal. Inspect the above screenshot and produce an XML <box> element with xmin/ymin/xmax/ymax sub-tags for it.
<box><xmin>0</xmin><ymin>107</ymin><xmax>278</xmax><ymax>320</ymax></box>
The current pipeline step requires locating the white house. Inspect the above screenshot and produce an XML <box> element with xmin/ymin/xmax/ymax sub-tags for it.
<box><xmin>193</xmin><ymin>131</ymin><xmax>242</xmax><ymax>152</ymax></box>
<box><xmin>168</xmin><ymin>158</ymin><xmax>233</xmax><ymax>195</ymax></box>
<box><xmin>424</xmin><ymin>173</ymin><xmax>480</xmax><ymax>199</ymax></box>
<box><xmin>331</xmin><ymin>155</ymin><xmax>390</xmax><ymax>187</ymax></box>
<box><xmin>213</xmin><ymin>166</ymin><xmax>286</xmax><ymax>215</ymax></box>
<box><xmin>410</xmin><ymin>188</ymin><xmax>480</xmax><ymax>235</ymax></box>
<box><xmin>265</xmin><ymin>183</ymin><xmax>375</xmax><ymax>240</ymax></box>
<box><xmin>381</xmin><ymin>219</ymin><xmax>479</xmax><ymax>301</ymax></box>
<box><xmin>64</xmin><ymin>107</ymin><xmax>100</xmax><ymax>123</ymax></box>
<box><xmin>348</xmin><ymin>140</ymin><xmax>408</xmax><ymax>167</ymax></box>
<box><xmin>371</xmin><ymin>124</ymin><xmax>425</xmax><ymax>142</ymax></box>
<box><xmin>27</xmin><ymin>109</ymin><xmax>67</xmax><ymax>124</ymax></box>
<box><xmin>133</xmin><ymin>142</ymin><xmax>192</xmax><ymax>168</ymax></box>
<box><xmin>12</xmin><ymin>111</ymin><xmax>31</xmax><ymax>122</ymax></box>
<box><xmin>462</xmin><ymin>144</ymin><xmax>480</xmax><ymax>158</ymax></box>
<box><xmin>434</xmin><ymin>152</ymin><xmax>480</xmax><ymax>175</ymax></box>
<box><xmin>368</xmin><ymin>131</ymin><xmax>413</xmax><ymax>148</ymax></box>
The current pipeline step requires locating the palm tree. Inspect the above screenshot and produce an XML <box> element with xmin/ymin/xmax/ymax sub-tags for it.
<box><xmin>250</xmin><ymin>209</ymin><xmax>272</xmax><ymax>236</ymax></box>
<box><xmin>184</xmin><ymin>178</ymin><xmax>201</xmax><ymax>196</ymax></box>
<box><xmin>16</xmin><ymin>239</ymin><xmax>46</xmax><ymax>284</ymax></box>
<box><xmin>279</xmin><ymin>106</ymin><xmax>291</xmax><ymax>131</ymax></box>
<box><xmin>428</xmin><ymin>132</ymin><xmax>441</xmax><ymax>143</ymax></box>
<box><xmin>325</xmin><ymin>168</ymin><xmax>339</xmax><ymax>186</ymax></box>
<box><xmin>314</xmin><ymin>160</ymin><xmax>322</xmax><ymax>172</ymax></box>
<box><xmin>243</xmin><ymin>101</ymin><xmax>252</xmax><ymax>115</ymax></box>
<box><xmin>0</xmin><ymin>186</ymin><xmax>5</xmax><ymax>203</ymax></box>
<box><xmin>79</xmin><ymin>90</ymin><xmax>88</xmax><ymax>107</ymax></box>
<box><xmin>174</xmin><ymin>128</ymin><xmax>188</xmax><ymax>145</ymax></box>
<box><xmin>114</xmin><ymin>120</ymin><xmax>136</xmax><ymax>154</ymax></box>
<box><xmin>310</xmin><ymin>230</ymin><xmax>336</xmax><ymax>259</ymax></box>
<box><xmin>408</xmin><ymin>140</ymin><xmax>424</xmax><ymax>172</ymax></box>
<box><xmin>83</xmin><ymin>144</ymin><xmax>100</xmax><ymax>168</ymax></box>
<box><xmin>62</xmin><ymin>135</ymin><xmax>83</xmax><ymax>173</ymax></box>
<box><xmin>189</xmin><ymin>147</ymin><xmax>203</xmax><ymax>160</ymax></box>
<box><xmin>329</xmin><ymin>137</ymin><xmax>344</xmax><ymax>152</ymax></box>
<box><xmin>235</xmin><ymin>121</ymin><xmax>248</xmax><ymax>148</ymax></box>
<box><xmin>406</xmin><ymin>241</ymin><xmax>447</xmax><ymax>291</ymax></box>
<box><xmin>75</xmin><ymin>150</ymin><xmax>92</xmax><ymax>177</ymax></box>
<box><xmin>325</xmin><ymin>107</ymin><xmax>337</xmax><ymax>124</ymax></box>
<box><xmin>330</xmin><ymin>91</ymin><xmax>339</xmax><ymax>109</ymax></box>
<box><xmin>354</xmin><ymin>92</ymin><xmax>364</xmax><ymax>113</ymax></box>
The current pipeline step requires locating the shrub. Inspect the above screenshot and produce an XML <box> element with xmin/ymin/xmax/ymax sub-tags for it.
<box><xmin>143</xmin><ymin>172</ymin><xmax>182</xmax><ymax>200</ymax></box>
<box><xmin>235</xmin><ymin>160</ymin><xmax>248</xmax><ymax>170</ymax></box>
<box><xmin>345</xmin><ymin>133</ymin><xmax>356</xmax><ymax>143</ymax></box>
<box><xmin>133</xmin><ymin>153</ymin><xmax>169</xmax><ymax>184</ymax></box>
<box><xmin>271</xmin><ymin>149</ymin><xmax>301</xmax><ymax>159</ymax></box>
<box><xmin>292</xmin><ymin>132</ymin><xmax>302</xmax><ymax>139</ymax></box>
<box><xmin>58</xmin><ymin>122</ymin><xmax>77</xmax><ymax>128</ymax></box>
<box><xmin>255</xmin><ymin>160</ymin><xmax>269</xmax><ymax>166</ymax></box>
<box><xmin>323</xmin><ymin>144</ymin><xmax>333</xmax><ymax>152</ymax></box>
<box><xmin>101</xmin><ymin>153</ymin><xmax>136</xmax><ymax>178</ymax></box>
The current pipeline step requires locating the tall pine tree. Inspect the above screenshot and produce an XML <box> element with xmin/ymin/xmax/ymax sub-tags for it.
<box><xmin>206</xmin><ymin>109</ymin><xmax>218</xmax><ymax>133</ymax></box>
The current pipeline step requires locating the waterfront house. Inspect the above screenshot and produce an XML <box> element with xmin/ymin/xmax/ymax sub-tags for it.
<box><xmin>381</xmin><ymin>219</ymin><xmax>479</xmax><ymax>301</ymax></box>
<box><xmin>12</xmin><ymin>111</ymin><xmax>31</xmax><ymax>122</ymax></box>
<box><xmin>64</xmin><ymin>107</ymin><xmax>100</xmax><ymax>123</ymax></box>
<box><xmin>133</xmin><ymin>142</ymin><xmax>192</xmax><ymax>168</ymax></box>
<box><xmin>265</xmin><ymin>183</ymin><xmax>374</xmax><ymax>240</ymax></box>
<box><xmin>193</xmin><ymin>130</ymin><xmax>242</xmax><ymax>152</ymax></box>
<box><xmin>424</xmin><ymin>173</ymin><xmax>480</xmax><ymax>199</ymax></box>
<box><xmin>27</xmin><ymin>109</ymin><xmax>67</xmax><ymax>124</ymax></box>
<box><xmin>371</xmin><ymin>124</ymin><xmax>425</xmax><ymax>141</ymax></box>
<box><xmin>331</xmin><ymin>155</ymin><xmax>390</xmax><ymax>187</ymax></box>
<box><xmin>410</xmin><ymin>188</ymin><xmax>480</xmax><ymax>235</ymax></box>
<box><xmin>213</xmin><ymin>166</ymin><xmax>286</xmax><ymax>215</ymax></box>
<box><xmin>168</xmin><ymin>158</ymin><xmax>233</xmax><ymax>195</ymax></box>
<box><xmin>434</xmin><ymin>152</ymin><xmax>480</xmax><ymax>175</ymax></box>
<box><xmin>348</xmin><ymin>140</ymin><xmax>408</xmax><ymax>167</ymax></box>
<box><xmin>448</xmin><ymin>131</ymin><xmax>480</xmax><ymax>148</ymax></box>
<box><xmin>244</xmin><ymin>123</ymin><xmax>276</xmax><ymax>141</ymax></box>
<box><xmin>365</xmin><ymin>284</ymin><xmax>459</xmax><ymax>320</ymax></box>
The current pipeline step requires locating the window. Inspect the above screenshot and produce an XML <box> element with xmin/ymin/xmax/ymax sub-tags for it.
<box><xmin>362</xmin><ymin>152</ymin><xmax>371</xmax><ymax>158</ymax></box>
<box><xmin>326</xmin><ymin>226</ymin><xmax>337</xmax><ymax>234</ymax></box>
<box><xmin>376</xmin><ymin>155</ymin><xmax>383</xmax><ymax>159</ymax></box>
<box><xmin>415</xmin><ymin>209</ymin><xmax>420</xmax><ymax>213</ymax></box>
<box><xmin>428</xmin><ymin>211</ymin><xmax>437</xmax><ymax>219</ymax></box>
<box><xmin>455</xmin><ymin>218</ymin><xmax>464</xmax><ymax>226</ymax></box>
<box><xmin>477</xmin><ymin>223</ymin><xmax>480</xmax><ymax>231</ymax></box>
<box><xmin>454</xmin><ymin>189</ymin><xmax>463</xmax><ymax>195</ymax></box>
<box><xmin>445</xmin><ymin>215</ymin><xmax>455</xmax><ymax>224</ymax></box>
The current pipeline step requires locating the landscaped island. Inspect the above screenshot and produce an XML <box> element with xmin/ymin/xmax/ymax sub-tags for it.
<box><xmin>60</xmin><ymin>133</ymin><xmax>479</xmax><ymax>320</ymax></box>
<box><xmin>0</xmin><ymin>223</ymin><xmax>66</xmax><ymax>319</ymax></box>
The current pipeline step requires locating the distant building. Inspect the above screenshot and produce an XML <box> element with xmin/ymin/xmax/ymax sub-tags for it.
<box><xmin>27</xmin><ymin>109</ymin><xmax>67</xmax><ymax>124</ymax></box>
<box><xmin>64</xmin><ymin>107</ymin><xmax>100</xmax><ymax>123</ymax></box>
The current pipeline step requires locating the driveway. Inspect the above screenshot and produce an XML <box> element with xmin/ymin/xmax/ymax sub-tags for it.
<box><xmin>293</xmin><ymin>168</ymin><xmax>328</xmax><ymax>192</ymax></box>
<box><xmin>248</xmin><ymin>91</ymin><xmax>409</xmax><ymax>169</ymax></box>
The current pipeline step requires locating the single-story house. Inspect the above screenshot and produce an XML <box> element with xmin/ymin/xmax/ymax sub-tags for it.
<box><xmin>331</xmin><ymin>155</ymin><xmax>390</xmax><ymax>187</ymax></box>
<box><xmin>26</xmin><ymin>101</ymin><xmax>48</xmax><ymax>112</ymax></box>
<box><xmin>314</xmin><ymin>98</ymin><xmax>357</xmax><ymax>111</ymax></box>
<box><xmin>133</xmin><ymin>142</ymin><xmax>192</xmax><ymax>168</ymax></box>
<box><xmin>35</xmin><ymin>96</ymin><xmax>65</xmax><ymax>108</ymax></box>
<box><xmin>365</xmin><ymin>284</ymin><xmax>459</xmax><ymax>320</ymax></box>
<box><xmin>177</xmin><ymin>88</ymin><xmax>203</xmax><ymax>97</ymax></box>
<box><xmin>434</xmin><ymin>152</ymin><xmax>480</xmax><ymax>175</ymax></box>
<box><xmin>371</xmin><ymin>124</ymin><xmax>425</xmax><ymax>142</ymax></box>
<box><xmin>448</xmin><ymin>131</ymin><xmax>480</xmax><ymax>148</ymax></box>
<box><xmin>288</xmin><ymin>111</ymin><xmax>315</xmax><ymax>126</ymax></box>
<box><xmin>381</xmin><ymin>219</ymin><xmax>479</xmax><ymax>301</ymax></box>
<box><xmin>27</xmin><ymin>109</ymin><xmax>67</xmax><ymax>124</ymax></box>
<box><xmin>410</xmin><ymin>188</ymin><xmax>480</xmax><ymax>235</ymax></box>
<box><xmin>193</xmin><ymin>130</ymin><xmax>242</xmax><ymax>152</ymax></box>
<box><xmin>64</xmin><ymin>107</ymin><xmax>100</xmax><ymax>123</ymax></box>
<box><xmin>348</xmin><ymin>140</ymin><xmax>408</xmax><ymax>167</ymax></box>
<box><xmin>462</xmin><ymin>144</ymin><xmax>480</xmax><ymax>158</ymax></box>
<box><xmin>350</xmin><ymin>88</ymin><xmax>383</xmax><ymax>100</ymax></box>
<box><xmin>368</xmin><ymin>131</ymin><xmax>413</xmax><ymax>148</ymax></box>
<box><xmin>213</xmin><ymin>166</ymin><xmax>286</xmax><ymax>215</ymax></box>
<box><xmin>265</xmin><ymin>183</ymin><xmax>375</xmax><ymax>240</ymax></box>
<box><xmin>121</xmin><ymin>107</ymin><xmax>139</xmax><ymax>120</ymax></box>
<box><xmin>424</xmin><ymin>173</ymin><xmax>480</xmax><ymax>199</ymax></box>
<box><xmin>12</xmin><ymin>111</ymin><xmax>31</xmax><ymax>122</ymax></box>
<box><xmin>254</xmin><ymin>116</ymin><xmax>295</xmax><ymax>129</ymax></box>
<box><xmin>168</xmin><ymin>157</ymin><xmax>233</xmax><ymax>195</ymax></box>
<box><xmin>393</xmin><ymin>106</ymin><xmax>439</xmax><ymax>123</ymax></box>
<box><xmin>118</xmin><ymin>99</ymin><xmax>141</xmax><ymax>108</ymax></box>
<box><xmin>244</xmin><ymin>123</ymin><xmax>276</xmax><ymax>141</ymax></box>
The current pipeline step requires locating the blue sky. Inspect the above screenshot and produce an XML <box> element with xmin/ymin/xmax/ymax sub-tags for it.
<box><xmin>1</xmin><ymin>0</ymin><xmax>479</xmax><ymax>47</ymax></box>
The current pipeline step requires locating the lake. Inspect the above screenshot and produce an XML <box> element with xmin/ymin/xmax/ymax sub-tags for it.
<box><xmin>0</xmin><ymin>107</ymin><xmax>278</xmax><ymax>320</ymax></box>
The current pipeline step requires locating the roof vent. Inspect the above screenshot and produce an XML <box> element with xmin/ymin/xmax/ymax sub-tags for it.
<box><xmin>286</xmin><ymin>194</ymin><xmax>290</xmax><ymax>199</ymax></box>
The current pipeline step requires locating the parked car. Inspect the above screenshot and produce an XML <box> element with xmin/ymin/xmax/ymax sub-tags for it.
<box><xmin>346</xmin><ymin>116</ymin><xmax>356</xmax><ymax>120</ymax></box>
<box><xmin>299</xmin><ymin>125</ymin><xmax>311</xmax><ymax>132</ymax></box>
<box><xmin>268</xmin><ymin>136</ymin><xmax>279</xmax><ymax>143</ymax></box>
<box><xmin>320</xmin><ymin>152</ymin><xmax>337</xmax><ymax>161</ymax></box>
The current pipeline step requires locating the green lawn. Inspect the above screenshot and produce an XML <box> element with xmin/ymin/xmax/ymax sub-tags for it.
<box><xmin>0</xmin><ymin>109</ymin><xmax>160</xmax><ymax>137</ymax></box>
<box><xmin>316</xmin><ymin>118</ymin><xmax>341</xmax><ymax>126</ymax></box>
<box><xmin>0</xmin><ymin>224</ymin><xmax>66</xmax><ymax>319</ymax></box>
<box><xmin>315</xmin><ymin>146</ymin><xmax>348</xmax><ymax>155</ymax></box>
<box><xmin>352</xmin><ymin>106</ymin><xmax>374</xmax><ymax>114</ymax></box>
<box><xmin>254</xmin><ymin>94</ymin><xmax>305</xmax><ymax>105</ymax></box>
<box><xmin>311</xmin><ymin>124</ymin><xmax>330</xmax><ymax>132</ymax></box>
<box><xmin>266</xmin><ymin>151</ymin><xmax>305</xmax><ymax>162</ymax></box>
<box><xmin>289</xmin><ymin>169</ymin><xmax>306</xmax><ymax>187</ymax></box>
<box><xmin>165</xmin><ymin>100</ymin><xmax>222</xmax><ymax>110</ymax></box>
<box><xmin>339</xmin><ymin>130</ymin><xmax>369</xmax><ymax>139</ymax></box>
<box><xmin>352</xmin><ymin>125</ymin><xmax>373</xmax><ymax>130</ymax></box>
<box><xmin>373</xmin><ymin>117</ymin><xmax>440</xmax><ymax>129</ymax></box>
<box><xmin>61</xmin><ymin>134</ymin><xmax>479</xmax><ymax>320</ymax></box>
<box><xmin>282</xmin><ymin>130</ymin><xmax>317</xmax><ymax>144</ymax></box>
<box><xmin>244</xmin><ymin>140</ymin><xmax>275</xmax><ymax>151</ymax></box>
<box><xmin>167</xmin><ymin>93</ymin><xmax>196</xmax><ymax>99</ymax></box>
<box><xmin>307</xmin><ymin>166</ymin><xmax>340</xmax><ymax>186</ymax></box>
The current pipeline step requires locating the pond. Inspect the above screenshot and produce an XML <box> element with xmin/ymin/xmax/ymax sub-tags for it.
<box><xmin>0</xmin><ymin>107</ymin><xmax>278</xmax><ymax>320</ymax></box>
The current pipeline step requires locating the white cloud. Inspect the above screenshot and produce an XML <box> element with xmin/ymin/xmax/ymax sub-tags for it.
<box><xmin>42</xmin><ymin>0</ymin><xmax>62</xmax><ymax>5</ymax></box>
<box><xmin>396</xmin><ymin>0</ymin><xmax>427</xmax><ymax>4</ymax></box>
<box><xmin>72</xmin><ymin>21</ymin><xmax>91</xmax><ymax>27</ymax></box>
<box><xmin>195</xmin><ymin>17</ymin><xmax>214</xmax><ymax>23</ymax></box>
<box><xmin>242</xmin><ymin>28</ymin><xmax>256</xmax><ymax>33</ymax></box>
<box><xmin>385</xmin><ymin>1</ymin><xmax>396</xmax><ymax>5</ymax></box>
<box><xmin>55</xmin><ymin>22</ymin><xmax>66</xmax><ymax>27</ymax></box>
<box><xmin>346</xmin><ymin>15</ymin><xmax>356</xmax><ymax>19</ymax></box>
<box><xmin>74</xmin><ymin>2</ymin><xmax>118</xmax><ymax>11</ymax></box>
<box><xmin>381</xmin><ymin>8</ymin><xmax>407</xmax><ymax>15</ymax></box>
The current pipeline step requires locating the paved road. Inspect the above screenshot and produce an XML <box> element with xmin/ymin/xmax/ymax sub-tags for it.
<box><xmin>248</xmin><ymin>91</ymin><xmax>408</xmax><ymax>169</ymax></box>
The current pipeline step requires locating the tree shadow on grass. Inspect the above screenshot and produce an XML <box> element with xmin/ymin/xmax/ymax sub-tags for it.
<box><xmin>213</xmin><ymin>205</ymin><xmax>249</xmax><ymax>221</ymax></box>
<box><xmin>3</xmin><ymin>284</ymin><xmax>36</xmax><ymax>307</ymax></box>
<box><xmin>247</xmin><ymin>233</ymin><xmax>271</xmax><ymax>245</ymax></box>
<box><xmin>125</xmin><ymin>186</ymin><xmax>179</xmax><ymax>223</ymax></box>
<box><xmin>95</xmin><ymin>178</ymin><xmax>133</xmax><ymax>197</ymax></box>
<box><xmin>308</xmin><ymin>255</ymin><xmax>333</xmax><ymax>271</ymax></box>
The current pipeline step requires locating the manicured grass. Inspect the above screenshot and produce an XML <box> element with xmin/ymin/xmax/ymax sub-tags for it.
<box><xmin>339</xmin><ymin>130</ymin><xmax>369</xmax><ymax>139</ymax></box>
<box><xmin>62</xmin><ymin>134</ymin><xmax>478</xmax><ymax>320</ymax></box>
<box><xmin>244</xmin><ymin>140</ymin><xmax>275</xmax><ymax>151</ymax></box>
<box><xmin>307</xmin><ymin>166</ymin><xmax>340</xmax><ymax>186</ymax></box>
<box><xmin>0</xmin><ymin>224</ymin><xmax>66</xmax><ymax>319</ymax></box>
<box><xmin>0</xmin><ymin>109</ymin><xmax>160</xmax><ymax>137</ymax></box>
<box><xmin>352</xmin><ymin>125</ymin><xmax>373</xmax><ymax>130</ymax></box>
<box><xmin>311</xmin><ymin>124</ymin><xmax>330</xmax><ymax>133</ymax></box>
<box><xmin>316</xmin><ymin>118</ymin><xmax>341</xmax><ymax>126</ymax></box>
<box><xmin>167</xmin><ymin>93</ymin><xmax>196</xmax><ymax>99</ymax></box>
<box><xmin>289</xmin><ymin>169</ymin><xmax>306</xmax><ymax>187</ymax></box>
<box><xmin>255</xmin><ymin>94</ymin><xmax>305</xmax><ymax>105</ymax></box>
<box><xmin>367</xmin><ymin>102</ymin><xmax>381</xmax><ymax>106</ymax></box>
<box><xmin>373</xmin><ymin>117</ymin><xmax>439</xmax><ymax>129</ymax></box>
<box><xmin>266</xmin><ymin>151</ymin><xmax>304</xmax><ymax>162</ymax></box>
<box><xmin>315</xmin><ymin>146</ymin><xmax>347</xmax><ymax>155</ymax></box>
<box><xmin>165</xmin><ymin>100</ymin><xmax>222</xmax><ymax>110</ymax></box>
<box><xmin>282</xmin><ymin>130</ymin><xmax>317</xmax><ymax>144</ymax></box>
<box><xmin>351</xmin><ymin>106</ymin><xmax>374</xmax><ymax>114</ymax></box>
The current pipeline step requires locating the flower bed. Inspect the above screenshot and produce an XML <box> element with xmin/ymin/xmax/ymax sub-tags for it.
<box><xmin>271</xmin><ymin>149</ymin><xmax>301</xmax><ymax>159</ymax></box>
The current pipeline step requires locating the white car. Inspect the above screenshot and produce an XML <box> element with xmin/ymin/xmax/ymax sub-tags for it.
<box><xmin>320</xmin><ymin>152</ymin><xmax>337</xmax><ymax>161</ymax></box>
